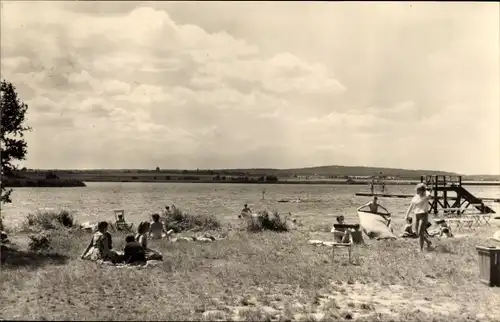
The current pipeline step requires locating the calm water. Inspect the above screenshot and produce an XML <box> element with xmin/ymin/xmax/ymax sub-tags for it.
<box><xmin>2</xmin><ymin>182</ymin><xmax>499</xmax><ymax>228</ymax></box>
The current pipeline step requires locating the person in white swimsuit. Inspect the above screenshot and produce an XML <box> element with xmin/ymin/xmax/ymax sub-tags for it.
<box><xmin>405</xmin><ymin>183</ymin><xmax>432</xmax><ymax>251</ymax></box>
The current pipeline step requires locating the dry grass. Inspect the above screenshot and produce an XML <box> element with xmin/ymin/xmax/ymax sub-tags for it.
<box><xmin>2</xmin><ymin>221</ymin><xmax>500</xmax><ymax>321</ymax></box>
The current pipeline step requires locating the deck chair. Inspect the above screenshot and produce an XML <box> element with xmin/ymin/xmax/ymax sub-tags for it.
<box><xmin>114</xmin><ymin>210</ymin><xmax>134</xmax><ymax>231</ymax></box>
<box><xmin>333</xmin><ymin>224</ymin><xmax>364</xmax><ymax>244</ymax></box>
<box><xmin>332</xmin><ymin>230</ymin><xmax>354</xmax><ymax>263</ymax></box>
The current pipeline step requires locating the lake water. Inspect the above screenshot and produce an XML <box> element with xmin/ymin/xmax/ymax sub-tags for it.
<box><xmin>2</xmin><ymin>182</ymin><xmax>499</xmax><ymax>229</ymax></box>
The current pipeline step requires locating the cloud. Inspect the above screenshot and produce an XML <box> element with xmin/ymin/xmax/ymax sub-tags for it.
<box><xmin>1</xmin><ymin>2</ymin><xmax>498</xmax><ymax>173</ymax></box>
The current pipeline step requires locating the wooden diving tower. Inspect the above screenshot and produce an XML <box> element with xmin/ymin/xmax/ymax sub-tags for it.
<box><xmin>355</xmin><ymin>175</ymin><xmax>497</xmax><ymax>214</ymax></box>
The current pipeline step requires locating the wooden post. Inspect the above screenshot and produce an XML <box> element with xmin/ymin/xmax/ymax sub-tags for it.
<box><xmin>433</xmin><ymin>177</ymin><xmax>438</xmax><ymax>215</ymax></box>
<box><xmin>261</xmin><ymin>189</ymin><xmax>266</xmax><ymax>200</ymax></box>
<box><xmin>443</xmin><ymin>176</ymin><xmax>448</xmax><ymax>208</ymax></box>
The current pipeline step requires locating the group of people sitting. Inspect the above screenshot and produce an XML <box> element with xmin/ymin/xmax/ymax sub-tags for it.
<box><xmin>81</xmin><ymin>214</ymin><xmax>167</xmax><ymax>265</ymax></box>
<box><xmin>402</xmin><ymin>216</ymin><xmax>453</xmax><ymax>239</ymax></box>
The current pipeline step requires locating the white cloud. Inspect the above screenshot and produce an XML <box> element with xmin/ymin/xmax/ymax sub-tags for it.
<box><xmin>0</xmin><ymin>2</ymin><xmax>498</xmax><ymax>173</ymax></box>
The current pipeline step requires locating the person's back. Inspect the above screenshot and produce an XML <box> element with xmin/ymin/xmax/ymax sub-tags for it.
<box><xmin>123</xmin><ymin>235</ymin><xmax>146</xmax><ymax>264</ymax></box>
<box><xmin>150</xmin><ymin>221</ymin><xmax>163</xmax><ymax>239</ymax></box>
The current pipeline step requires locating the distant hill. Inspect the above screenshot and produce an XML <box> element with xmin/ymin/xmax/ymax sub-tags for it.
<box><xmin>212</xmin><ymin>165</ymin><xmax>459</xmax><ymax>179</ymax></box>
<box><xmin>29</xmin><ymin>165</ymin><xmax>459</xmax><ymax>180</ymax></box>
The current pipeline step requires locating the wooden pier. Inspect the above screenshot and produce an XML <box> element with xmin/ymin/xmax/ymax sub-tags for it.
<box><xmin>355</xmin><ymin>175</ymin><xmax>498</xmax><ymax>214</ymax></box>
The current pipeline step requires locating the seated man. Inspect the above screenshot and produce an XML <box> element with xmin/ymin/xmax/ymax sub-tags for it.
<box><xmin>123</xmin><ymin>235</ymin><xmax>146</xmax><ymax>265</ymax></box>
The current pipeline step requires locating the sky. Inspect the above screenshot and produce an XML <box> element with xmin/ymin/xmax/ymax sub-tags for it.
<box><xmin>1</xmin><ymin>2</ymin><xmax>499</xmax><ymax>174</ymax></box>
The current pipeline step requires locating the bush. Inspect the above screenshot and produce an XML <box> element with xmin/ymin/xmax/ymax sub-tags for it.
<box><xmin>247</xmin><ymin>210</ymin><xmax>289</xmax><ymax>232</ymax></box>
<box><xmin>28</xmin><ymin>233</ymin><xmax>52</xmax><ymax>252</ymax></box>
<box><xmin>24</xmin><ymin>210</ymin><xmax>76</xmax><ymax>231</ymax></box>
<box><xmin>164</xmin><ymin>208</ymin><xmax>221</xmax><ymax>232</ymax></box>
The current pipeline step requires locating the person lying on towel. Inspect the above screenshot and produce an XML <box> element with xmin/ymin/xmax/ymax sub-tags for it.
<box><xmin>428</xmin><ymin>219</ymin><xmax>453</xmax><ymax>238</ymax></box>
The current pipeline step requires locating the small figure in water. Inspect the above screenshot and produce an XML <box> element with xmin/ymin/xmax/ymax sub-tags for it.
<box><xmin>239</xmin><ymin>204</ymin><xmax>252</xmax><ymax>218</ymax></box>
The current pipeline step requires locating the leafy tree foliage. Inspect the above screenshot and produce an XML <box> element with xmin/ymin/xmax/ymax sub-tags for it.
<box><xmin>1</xmin><ymin>80</ymin><xmax>31</xmax><ymax>215</ymax></box>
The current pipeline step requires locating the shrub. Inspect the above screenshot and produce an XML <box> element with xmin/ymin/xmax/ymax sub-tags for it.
<box><xmin>28</xmin><ymin>233</ymin><xmax>52</xmax><ymax>252</ymax></box>
<box><xmin>24</xmin><ymin>210</ymin><xmax>75</xmax><ymax>231</ymax></box>
<box><xmin>247</xmin><ymin>210</ymin><xmax>289</xmax><ymax>232</ymax></box>
<box><xmin>164</xmin><ymin>207</ymin><xmax>221</xmax><ymax>232</ymax></box>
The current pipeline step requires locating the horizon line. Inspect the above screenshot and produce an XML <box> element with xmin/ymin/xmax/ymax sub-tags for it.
<box><xmin>15</xmin><ymin>164</ymin><xmax>499</xmax><ymax>176</ymax></box>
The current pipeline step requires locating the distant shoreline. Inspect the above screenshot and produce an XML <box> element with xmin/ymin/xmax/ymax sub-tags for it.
<box><xmin>3</xmin><ymin>178</ymin><xmax>86</xmax><ymax>188</ymax></box>
<box><xmin>6</xmin><ymin>170</ymin><xmax>500</xmax><ymax>187</ymax></box>
<box><xmin>76</xmin><ymin>178</ymin><xmax>500</xmax><ymax>186</ymax></box>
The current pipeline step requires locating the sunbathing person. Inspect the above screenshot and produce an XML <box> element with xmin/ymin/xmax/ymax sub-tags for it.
<box><xmin>136</xmin><ymin>221</ymin><xmax>163</xmax><ymax>261</ymax></box>
<box><xmin>123</xmin><ymin>235</ymin><xmax>146</xmax><ymax>265</ymax></box>
<box><xmin>428</xmin><ymin>219</ymin><xmax>453</xmax><ymax>238</ymax></box>
<box><xmin>150</xmin><ymin>214</ymin><xmax>167</xmax><ymax>240</ymax></box>
<box><xmin>81</xmin><ymin>221</ymin><xmax>119</xmax><ymax>262</ymax></box>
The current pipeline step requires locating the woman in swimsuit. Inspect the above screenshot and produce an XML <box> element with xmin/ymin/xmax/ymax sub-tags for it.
<box><xmin>405</xmin><ymin>183</ymin><xmax>433</xmax><ymax>251</ymax></box>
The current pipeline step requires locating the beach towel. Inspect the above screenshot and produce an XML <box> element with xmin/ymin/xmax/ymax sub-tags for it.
<box><xmin>98</xmin><ymin>259</ymin><xmax>162</xmax><ymax>269</ymax></box>
<box><xmin>357</xmin><ymin>210</ymin><xmax>396</xmax><ymax>240</ymax></box>
<box><xmin>170</xmin><ymin>235</ymin><xmax>227</xmax><ymax>243</ymax></box>
<box><xmin>308</xmin><ymin>240</ymin><xmax>338</xmax><ymax>247</ymax></box>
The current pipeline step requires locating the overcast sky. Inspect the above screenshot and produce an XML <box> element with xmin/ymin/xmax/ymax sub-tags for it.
<box><xmin>1</xmin><ymin>2</ymin><xmax>499</xmax><ymax>174</ymax></box>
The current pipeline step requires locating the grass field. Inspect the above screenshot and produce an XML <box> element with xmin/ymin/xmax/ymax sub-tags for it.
<box><xmin>2</xmin><ymin>213</ymin><xmax>500</xmax><ymax>321</ymax></box>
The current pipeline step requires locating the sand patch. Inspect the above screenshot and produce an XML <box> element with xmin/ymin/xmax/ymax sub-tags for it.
<box><xmin>201</xmin><ymin>281</ymin><xmax>473</xmax><ymax>321</ymax></box>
